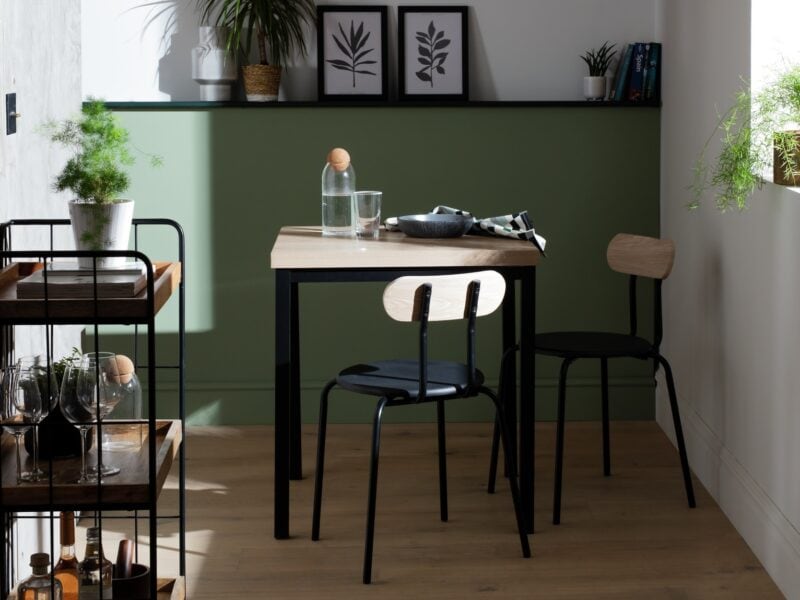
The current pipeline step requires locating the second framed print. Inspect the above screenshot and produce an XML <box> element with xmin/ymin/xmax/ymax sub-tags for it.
<box><xmin>398</xmin><ymin>6</ymin><xmax>468</xmax><ymax>101</ymax></box>
<box><xmin>317</xmin><ymin>6</ymin><xmax>388</xmax><ymax>101</ymax></box>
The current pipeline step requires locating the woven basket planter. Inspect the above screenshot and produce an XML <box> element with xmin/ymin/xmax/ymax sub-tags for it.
<box><xmin>242</xmin><ymin>64</ymin><xmax>282</xmax><ymax>101</ymax></box>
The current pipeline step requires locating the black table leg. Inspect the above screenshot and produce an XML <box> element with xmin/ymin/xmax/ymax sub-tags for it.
<box><xmin>290</xmin><ymin>280</ymin><xmax>302</xmax><ymax>480</ymax></box>
<box><xmin>520</xmin><ymin>267</ymin><xmax>536</xmax><ymax>533</ymax></box>
<box><xmin>501</xmin><ymin>275</ymin><xmax>517</xmax><ymax>477</ymax></box>
<box><xmin>275</xmin><ymin>270</ymin><xmax>292</xmax><ymax>539</ymax></box>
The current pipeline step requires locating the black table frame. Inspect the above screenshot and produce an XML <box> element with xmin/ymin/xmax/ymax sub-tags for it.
<box><xmin>274</xmin><ymin>265</ymin><xmax>536</xmax><ymax>538</ymax></box>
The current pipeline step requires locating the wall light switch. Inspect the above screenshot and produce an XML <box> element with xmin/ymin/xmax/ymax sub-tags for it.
<box><xmin>6</xmin><ymin>93</ymin><xmax>18</xmax><ymax>135</ymax></box>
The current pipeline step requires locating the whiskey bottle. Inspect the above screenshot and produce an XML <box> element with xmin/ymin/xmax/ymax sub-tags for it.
<box><xmin>53</xmin><ymin>512</ymin><xmax>79</xmax><ymax>600</ymax></box>
<box><xmin>78</xmin><ymin>526</ymin><xmax>112</xmax><ymax>599</ymax></box>
<box><xmin>17</xmin><ymin>552</ymin><xmax>63</xmax><ymax>600</ymax></box>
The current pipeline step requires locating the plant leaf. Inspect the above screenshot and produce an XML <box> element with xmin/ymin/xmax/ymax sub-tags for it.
<box><xmin>416</xmin><ymin>69</ymin><xmax>432</xmax><ymax>82</ymax></box>
<box><xmin>419</xmin><ymin>44</ymin><xmax>431</xmax><ymax>58</ymax></box>
<box><xmin>427</xmin><ymin>21</ymin><xmax>435</xmax><ymax>37</ymax></box>
<box><xmin>433</xmin><ymin>52</ymin><xmax>448</xmax><ymax>65</ymax></box>
<box><xmin>355</xmin><ymin>69</ymin><xmax>377</xmax><ymax>75</ymax></box>
<box><xmin>415</xmin><ymin>33</ymin><xmax>429</xmax><ymax>44</ymax></box>
<box><xmin>434</xmin><ymin>30</ymin><xmax>444</xmax><ymax>42</ymax></box>
<box><xmin>332</xmin><ymin>34</ymin><xmax>353</xmax><ymax>59</ymax></box>
<box><xmin>326</xmin><ymin>59</ymin><xmax>352</xmax><ymax>68</ymax></box>
<box><xmin>433</xmin><ymin>39</ymin><xmax>450</xmax><ymax>51</ymax></box>
<box><xmin>353</xmin><ymin>48</ymin><xmax>374</xmax><ymax>63</ymax></box>
<box><xmin>436</xmin><ymin>66</ymin><xmax>445</xmax><ymax>74</ymax></box>
<box><xmin>330</xmin><ymin>63</ymin><xmax>354</xmax><ymax>72</ymax></box>
<box><xmin>418</xmin><ymin>57</ymin><xmax>431</xmax><ymax>66</ymax></box>
<box><xmin>354</xmin><ymin>29</ymin><xmax>371</xmax><ymax>53</ymax></box>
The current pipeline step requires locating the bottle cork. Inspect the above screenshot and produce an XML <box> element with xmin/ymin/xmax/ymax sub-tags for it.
<box><xmin>327</xmin><ymin>148</ymin><xmax>351</xmax><ymax>172</ymax></box>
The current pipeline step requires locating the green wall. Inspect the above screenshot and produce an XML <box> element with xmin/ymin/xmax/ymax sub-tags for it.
<box><xmin>107</xmin><ymin>106</ymin><xmax>660</xmax><ymax>426</ymax></box>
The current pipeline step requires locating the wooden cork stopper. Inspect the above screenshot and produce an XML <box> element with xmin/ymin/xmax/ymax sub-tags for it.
<box><xmin>109</xmin><ymin>354</ymin><xmax>135</xmax><ymax>384</ymax></box>
<box><xmin>327</xmin><ymin>148</ymin><xmax>351</xmax><ymax>172</ymax></box>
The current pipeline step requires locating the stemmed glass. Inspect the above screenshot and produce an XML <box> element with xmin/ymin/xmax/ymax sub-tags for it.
<box><xmin>76</xmin><ymin>352</ymin><xmax>123</xmax><ymax>478</ymax></box>
<box><xmin>13</xmin><ymin>356</ymin><xmax>58</xmax><ymax>482</ymax></box>
<box><xmin>1</xmin><ymin>365</ymin><xmax>31</xmax><ymax>484</ymax></box>
<box><xmin>60</xmin><ymin>359</ymin><xmax>94</xmax><ymax>483</ymax></box>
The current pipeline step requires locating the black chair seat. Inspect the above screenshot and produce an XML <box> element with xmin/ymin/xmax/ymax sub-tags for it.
<box><xmin>535</xmin><ymin>331</ymin><xmax>654</xmax><ymax>359</ymax></box>
<box><xmin>337</xmin><ymin>360</ymin><xmax>485</xmax><ymax>399</ymax></box>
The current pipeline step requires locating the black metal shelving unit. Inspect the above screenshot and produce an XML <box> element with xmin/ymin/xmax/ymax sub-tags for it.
<box><xmin>0</xmin><ymin>218</ymin><xmax>185</xmax><ymax>599</ymax></box>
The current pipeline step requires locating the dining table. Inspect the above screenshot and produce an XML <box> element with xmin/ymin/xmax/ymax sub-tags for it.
<box><xmin>269</xmin><ymin>225</ymin><xmax>541</xmax><ymax>538</ymax></box>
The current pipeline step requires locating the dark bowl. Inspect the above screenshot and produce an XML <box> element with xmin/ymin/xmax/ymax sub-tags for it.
<box><xmin>397</xmin><ymin>214</ymin><xmax>473</xmax><ymax>238</ymax></box>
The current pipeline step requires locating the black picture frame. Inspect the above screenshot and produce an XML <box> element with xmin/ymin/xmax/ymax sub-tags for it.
<box><xmin>317</xmin><ymin>5</ymin><xmax>388</xmax><ymax>102</ymax></box>
<box><xmin>398</xmin><ymin>6</ymin><xmax>469</xmax><ymax>102</ymax></box>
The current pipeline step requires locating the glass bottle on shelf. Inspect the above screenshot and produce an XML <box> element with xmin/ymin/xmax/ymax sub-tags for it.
<box><xmin>53</xmin><ymin>511</ymin><xmax>79</xmax><ymax>600</ymax></box>
<box><xmin>78</xmin><ymin>527</ymin><xmax>112</xmax><ymax>599</ymax></box>
<box><xmin>321</xmin><ymin>147</ymin><xmax>356</xmax><ymax>237</ymax></box>
<box><xmin>103</xmin><ymin>354</ymin><xmax>143</xmax><ymax>451</ymax></box>
<box><xmin>17</xmin><ymin>552</ymin><xmax>63</xmax><ymax>600</ymax></box>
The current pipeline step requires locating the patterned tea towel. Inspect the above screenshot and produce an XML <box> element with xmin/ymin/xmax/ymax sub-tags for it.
<box><xmin>385</xmin><ymin>206</ymin><xmax>547</xmax><ymax>254</ymax></box>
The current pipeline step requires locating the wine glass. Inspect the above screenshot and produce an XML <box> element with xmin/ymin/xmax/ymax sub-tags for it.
<box><xmin>1</xmin><ymin>365</ymin><xmax>30</xmax><ymax>484</ymax></box>
<box><xmin>76</xmin><ymin>352</ymin><xmax>123</xmax><ymax>478</ymax></box>
<box><xmin>13</xmin><ymin>356</ymin><xmax>58</xmax><ymax>482</ymax></box>
<box><xmin>60</xmin><ymin>359</ymin><xmax>94</xmax><ymax>483</ymax></box>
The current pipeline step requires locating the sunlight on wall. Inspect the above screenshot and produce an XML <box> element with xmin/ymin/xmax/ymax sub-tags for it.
<box><xmin>751</xmin><ymin>0</ymin><xmax>800</xmax><ymax>91</ymax></box>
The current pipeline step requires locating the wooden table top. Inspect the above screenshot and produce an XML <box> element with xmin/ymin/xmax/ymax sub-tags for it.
<box><xmin>270</xmin><ymin>226</ymin><xmax>541</xmax><ymax>270</ymax></box>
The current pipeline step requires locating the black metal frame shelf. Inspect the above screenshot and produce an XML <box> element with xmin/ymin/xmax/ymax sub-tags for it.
<box><xmin>101</xmin><ymin>100</ymin><xmax>661</xmax><ymax>110</ymax></box>
<box><xmin>0</xmin><ymin>218</ymin><xmax>186</xmax><ymax>600</ymax></box>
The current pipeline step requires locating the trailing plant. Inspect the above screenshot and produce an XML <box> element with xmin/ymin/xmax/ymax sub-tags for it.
<box><xmin>327</xmin><ymin>20</ymin><xmax>377</xmax><ymax>88</ymax></box>
<box><xmin>45</xmin><ymin>99</ymin><xmax>160</xmax><ymax>205</ymax></box>
<box><xmin>415</xmin><ymin>21</ymin><xmax>451</xmax><ymax>87</ymax></box>
<box><xmin>580</xmin><ymin>41</ymin><xmax>616</xmax><ymax>77</ymax></box>
<box><xmin>691</xmin><ymin>64</ymin><xmax>800</xmax><ymax>212</ymax></box>
<box><xmin>196</xmin><ymin>0</ymin><xmax>315</xmax><ymax>66</ymax></box>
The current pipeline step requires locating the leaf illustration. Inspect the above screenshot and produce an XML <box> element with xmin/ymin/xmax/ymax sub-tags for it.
<box><xmin>414</xmin><ymin>21</ymin><xmax>452</xmax><ymax>87</ymax></box>
<box><xmin>327</xmin><ymin>20</ymin><xmax>379</xmax><ymax>88</ymax></box>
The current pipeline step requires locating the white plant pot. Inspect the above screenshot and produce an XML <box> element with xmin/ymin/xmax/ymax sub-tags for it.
<box><xmin>583</xmin><ymin>76</ymin><xmax>607</xmax><ymax>100</ymax></box>
<box><xmin>68</xmin><ymin>199</ymin><xmax>134</xmax><ymax>269</ymax></box>
<box><xmin>192</xmin><ymin>26</ymin><xmax>237</xmax><ymax>101</ymax></box>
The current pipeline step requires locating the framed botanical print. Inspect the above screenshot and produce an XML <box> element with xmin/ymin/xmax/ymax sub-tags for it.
<box><xmin>317</xmin><ymin>5</ymin><xmax>388</xmax><ymax>101</ymax></box>
<box><xmin>398</xmin><ymin>6</ymin><xmax>468</xmax><ymax>101</ymax></box>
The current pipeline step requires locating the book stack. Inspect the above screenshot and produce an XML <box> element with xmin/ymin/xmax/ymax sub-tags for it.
<box><xmin>17</xmin><ymin>261</ymin><xmax>147</xmax><ymax>299</ymax></box>
<box><xmin>608</xmin><ymin>42</ymin><xmax>662</xmax><ymax>103</ymax></box>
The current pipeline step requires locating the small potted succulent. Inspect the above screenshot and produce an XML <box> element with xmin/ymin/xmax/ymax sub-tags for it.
<box><xmin>580</xmin><ymin>41</ymin><xmax>616</xmax><ymax>100</ymax></box>
<box><xmin>46</xmin><ymin>99</ymin><xmax>161</xmax><ymax>267</ymax></box>
<box><xmin>691</xmin><ymin>64</ymin><xmax>800</xmax><ymax>211</ymax></box>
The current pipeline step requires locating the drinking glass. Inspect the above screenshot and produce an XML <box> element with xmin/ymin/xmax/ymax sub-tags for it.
<box><xmin>354</xmin><ymin>191</ymin><xmax>382</xmax><ymax>240</ymax></box>
<box><xmin>1</xmin><ymin>365</ymin><xmax>30</xmax><ymax>484</ymax></box>
<box><xmin>76</xmin><ymin>352</ymin><xmax>123</xmax><ymax>478</ymax></box>
<box><xmin>60</xmin><ymin>360</ymin><xmax>94</xmax><ymax>483</ymax></box>
<box><xmin>13</xmin><ymin>356</ymin><xmax>58</xmax><ymax>482</ymax></box>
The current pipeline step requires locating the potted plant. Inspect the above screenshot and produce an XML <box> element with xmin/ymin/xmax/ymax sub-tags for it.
<box><xmin>580</xmin><ymin>41</ymin><xmax>616</xmax><ymax>100</ymax></box>
<box><xmin>691</xmin><ymin>64</ymin><xmax>800</xmax><ymax>211</ymax></box>
<box><xmin>46</xmin><ymin>99</ymin><xmax>160</xmax><ymax>268</ymax></box>
<box><xmin>196</xmin><ymin>0</ymin><xmax>316</xmax><ymax>101</ymax></box>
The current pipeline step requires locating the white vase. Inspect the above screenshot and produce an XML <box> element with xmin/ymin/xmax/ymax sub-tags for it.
<box><xmin>583</xmin><ymin>76</ymin><xmax>607</xmax><ymax>100</ymax></box>
<box><xmin>68</xmin><ymin>199</ymin><xmax>134</xmax><ymax>269</ymax></box>
<box><xmin>192</xmin><ymin>26</ymin><xmax>237</xmax><ymax>101</ymax></box>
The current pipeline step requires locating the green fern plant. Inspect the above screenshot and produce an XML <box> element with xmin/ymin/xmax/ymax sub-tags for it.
<box><xmin>580</xmin><ymin>41</ymin><xmax>616</xmax><ymax>76</ymax></box>
<box><xmin>691</xmin><ymin>64</ymin><xmax>800</xmax><ymax>212</ymax></box>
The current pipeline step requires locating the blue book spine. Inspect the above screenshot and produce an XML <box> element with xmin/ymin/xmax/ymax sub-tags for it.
<box><xmin>612</xmin><ymin>44</ymin><xmax>634</xmax><ymax>102</ymax></box>
<box><xmin>644</xmin><ymin>42</ymin><xmax>661</xmax><ymax>101</ymax></box>
<box><xmin>626</xmin><ymin>42</ymin><xmax>647</xmax><ymax>101</ymax></box>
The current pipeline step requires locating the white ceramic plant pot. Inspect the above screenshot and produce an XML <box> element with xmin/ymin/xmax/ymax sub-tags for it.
<box><xmin>583</xmin><ymin>76</ymin><xmax>607</xmax><ymax>100</ymax></box>
<box><xmin>191</xmin><ymin>26</ymin><xmax>237</xmax><ymax>101</ymax></box>
<box><xmin>68</xmin><ymin>199</ymin><xmax>134</xmax><ymax>269</ymax></box>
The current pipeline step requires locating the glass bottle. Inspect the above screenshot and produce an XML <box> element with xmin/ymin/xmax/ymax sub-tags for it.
<box><xmin>78</xmin><ymin>527</ymin><xmax>112</xmax><ymax>599</ymax></box>
<box><xmin>17</xmin><ymin>552</ymin><xmax>63</xmax><ymax>600</ymax></box>
<box><xmin>102</xmin><ymin>354</ymin><xmax>143</xmax><ymax>451</ymax></box>
<box><xmin>53</xmin><ymin>511</ymin><xmax>79</xmax><ymax>600</ymax></box>
<box><xmin>321</xmin><ymin>147</ymin><xmax>356</xmax><ymax>237</ymax></box>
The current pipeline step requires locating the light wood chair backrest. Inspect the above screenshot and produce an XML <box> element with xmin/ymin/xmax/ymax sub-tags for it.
<box><xmin>383</xmin><ymin>270</ymin><xmax>506</xmax><ymax>322</ymax></box>
<box><xmin>606</xmin><ymin>233</ymin><xmax>675</xmax><ymax>280</ymax></box>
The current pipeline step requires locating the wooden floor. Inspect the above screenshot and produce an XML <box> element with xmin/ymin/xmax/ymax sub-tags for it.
<box><xmin>153</xmin><ymin>422</ymin><xmax>781</xmax><ymax>599</ymax></box>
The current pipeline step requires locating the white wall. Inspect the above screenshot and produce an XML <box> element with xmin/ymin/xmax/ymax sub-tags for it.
<box><xmin>82</xmin><ymin>0</ymin><xmax>658</xmax><ymax>101</ymax></box>
<box><xmin>660</xmin><ymin>1</ymin><xmax>800</xmax><ymax>597</ymax></box>
<box><xmin>0</xmin><ymin>0</ymin><xmax>83</xmax><ymax>584</ymax></box>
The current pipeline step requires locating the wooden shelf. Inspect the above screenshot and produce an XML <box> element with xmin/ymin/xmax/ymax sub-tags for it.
<box><xmin>0</xmin><ymin>420</ymin><xmax>181</xmax><ymax>510</ymax></box>
<box><xmin>7</xmin><ymin>576</ymin><xmax>184</xmax><ymax>600</ymax></box>
<box><xmin>0</xmin><ymin>261</ymin><xmax>181</xmax><ymax>324</ymax></box>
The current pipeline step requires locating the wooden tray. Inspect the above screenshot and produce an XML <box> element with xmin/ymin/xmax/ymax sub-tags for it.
<box><xmin>0</xmin><ymin>261</ymin><xmax>181</xmax><ymax>323</ymax></box>
<box><xmin>8</xmin><ymin>577</ymin><xmax>184</xmax><ymax>600</ymax></box>
<box><xmin>0</xmin><ymin>420</ymin><xmax>182</xmax><ymax>509</ymax></box>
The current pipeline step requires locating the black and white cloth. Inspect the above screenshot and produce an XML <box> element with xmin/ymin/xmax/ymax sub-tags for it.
<box><xmin>385</xmin><ymin>205</ymin><xmax>547</xmax><ymax>254</ymax></box>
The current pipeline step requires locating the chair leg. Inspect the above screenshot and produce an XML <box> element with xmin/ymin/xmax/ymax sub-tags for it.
<box><xmin>601</xmin><ymin>358</ymin><xmax>611</xmax><ymax>477</ymax></box>
<box><xmin>312</xmin><ymin>379</ymin><xmax>336</xmax><ymax>541</ymax></box>
<box><xmin>363</xmin><ymin>397</ymin><xmax>389</xmax><ymax>585</ymax></box>
<box><xmin>480</xmin><ymin>386</ymin><xmax>530</xmax><ymax>558</ymax></box>
<box><xmin>437</xmin><ymin>399</ymin><xmax>448</xmax><ymax>522</ymax></box>
<box><xmin>487</xmin><ymin>414</ymin><xmax>500</xmax><ymax>494</ymax></box>
<box><xmin>655</xmin><ymin>355</ymin><xmax>696</xmax><ymax>508</ymax></box>
<box><xmin>553</xmin><ymin>358</ymin><xmax>574</xmax><ymax>525</ymax></box>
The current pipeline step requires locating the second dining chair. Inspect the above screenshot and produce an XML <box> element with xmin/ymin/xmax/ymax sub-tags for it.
<box><xmin>311</xmin><ymin>270</ymin><xmax>530</xmax><ymax>584</ymax></box>
<box><xmin>488</xmin><ymin>233</ymin><xmax>696</xmax><ymax>525</ymax></box>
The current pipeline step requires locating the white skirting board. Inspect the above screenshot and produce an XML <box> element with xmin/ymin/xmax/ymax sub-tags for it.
<box><xmin>655</xmin><ymin>383</ymin><xmax>800</xmax><ymax>600</ymax></box>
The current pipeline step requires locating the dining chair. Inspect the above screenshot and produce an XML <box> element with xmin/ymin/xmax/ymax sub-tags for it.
<box><xmin>311</xmin><ymin>270</ymin><xmax>531</xmax><ymax>584</ymax></box>
<box><xmin>488</xmin><ymin>233</ymin><xmax>696</xmax><ymax>525</ymax></box>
